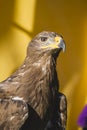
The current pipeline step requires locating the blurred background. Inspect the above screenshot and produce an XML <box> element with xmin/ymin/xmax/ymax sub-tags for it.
<box><xmin>0</xmin><ymin>0</ymin><xmax>87</xmax><ymax>129</ymax></box>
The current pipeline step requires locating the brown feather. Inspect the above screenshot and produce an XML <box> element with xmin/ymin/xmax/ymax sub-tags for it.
<box><xmin>0</xmin><ymin>31</ymin><xmax>66</xmax><ymax>130</ymax></box>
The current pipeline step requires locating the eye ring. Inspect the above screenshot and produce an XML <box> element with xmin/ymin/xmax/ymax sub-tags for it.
<box><xmin>40</xmin><ymin>37</ymin><xmax>48</xmax><ymax>42</ymax></box>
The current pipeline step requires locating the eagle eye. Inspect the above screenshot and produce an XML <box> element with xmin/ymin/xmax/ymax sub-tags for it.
<box><xmin>41</xmin><ymin>37</ymin><xmax>48</xmax><ymax>42</ymax></box>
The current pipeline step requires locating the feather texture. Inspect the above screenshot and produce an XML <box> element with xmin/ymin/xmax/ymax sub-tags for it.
<box><xmin>0</xmin><ymin>31</ymin><xmax>67</xmax><ymax>130</ymax></box>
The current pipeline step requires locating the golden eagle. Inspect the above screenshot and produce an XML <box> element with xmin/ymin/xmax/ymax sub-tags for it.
<box><xmin>0</xmin><ymin>31</ymin><xmax>67</xmax><ymax>130</ymax></box>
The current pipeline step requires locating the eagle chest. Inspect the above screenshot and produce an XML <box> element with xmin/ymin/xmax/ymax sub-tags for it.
<box><xmin>33</xmin><ymin>59</ymin><xmax>56</xmax><ymax>119</ymax></box>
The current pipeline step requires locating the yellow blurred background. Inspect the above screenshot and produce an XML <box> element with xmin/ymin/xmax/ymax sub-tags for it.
<box><xmin>0</xmin><ymin>0</ymin><xmax>87</xmax><ymax>129</ymax></box>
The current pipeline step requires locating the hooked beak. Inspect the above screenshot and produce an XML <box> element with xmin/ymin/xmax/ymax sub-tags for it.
<box><xmin>58</xmin><ymin>39</ymin><xmax>66</xmax><ymax>52</ymax></box>
<box><xmin>55</xmin><ymin>36</ymin><xmax>66</xmax><ymax>52</ymax></box>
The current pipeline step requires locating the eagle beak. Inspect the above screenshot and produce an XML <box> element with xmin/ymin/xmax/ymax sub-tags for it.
<box><xmin>55</xmin><ymin>37</ymin><xmax>66</xmax><ymax>52</ymax></box>
<box><xmin>58</xmin><ymin>39</ymin><xmax>66</xmax><ymax>52</ymax></box>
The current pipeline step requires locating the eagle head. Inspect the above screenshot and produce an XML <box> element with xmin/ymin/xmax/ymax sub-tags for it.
<box><xmin>27</xmin><ymin>31</ymin><xmax>65</xmax><ymax>58</ymax></box>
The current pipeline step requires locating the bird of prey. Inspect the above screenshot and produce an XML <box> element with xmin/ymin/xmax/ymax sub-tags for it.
<box><xmin>0</xmin><ymin>31</ymin><xmax>67</xmax><ymax>130</ymax></box>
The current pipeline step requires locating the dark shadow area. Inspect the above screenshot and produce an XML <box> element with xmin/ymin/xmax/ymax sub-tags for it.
<box><xmin>12</xmin><ymin>22</ymin><xmax>34</xmax><ymax>38</ymax></box>
<box><xmin>0</xmin><ymin>0</ymin><xmax>15</xmax><ymax>41</ymax></box>
<box><xmin>20</xmin><ymin>105</ymin><xmax>44</xmax><ymax>130</ymax></box>
<box><xmin>83</xmin><ymin>117</ymin><xmax>87</xmax><ymax>130</ymax></box>
<box><xmin>83</xmin><ymin>128</ymin><xmax>87</xmax><ymax>130</ymax></box>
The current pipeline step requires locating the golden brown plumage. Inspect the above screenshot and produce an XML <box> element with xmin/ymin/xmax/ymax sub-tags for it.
<box><xmin>0</xmin><ymin>31</ymin><xmax>67</xmax><ymax>130</ymax></box>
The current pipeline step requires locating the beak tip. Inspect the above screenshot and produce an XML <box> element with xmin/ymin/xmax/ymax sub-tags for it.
<box><xmin>58</xmin><ymin>39</ymin><xmax>66</xmax><ymax>52</ymax></box>
<box><xmin>63</xmin><ymin>44</ymin><xmax>66</xmax><ymax>52</ymax></box>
